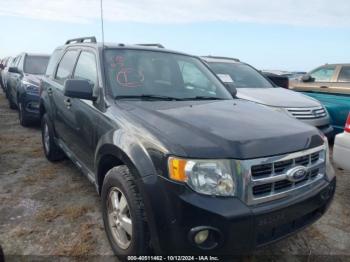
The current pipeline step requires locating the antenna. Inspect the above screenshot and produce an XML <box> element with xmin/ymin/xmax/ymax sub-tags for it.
<box><xmin>100</xmin><ymin>0</ymin><xmax>105</xmax><ymax>45</ymax></box>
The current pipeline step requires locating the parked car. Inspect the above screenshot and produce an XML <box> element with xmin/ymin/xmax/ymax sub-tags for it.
<box><xmin>1</xmin><ymin>57</ymin><xmax>14</xmax><ymax>95</ymax></box>
<box><xmin>40</xmin><ymin>37</ymin><xmax>335</xmax><ymax>258</ymax></box>
<box><xmin>333</xmin><ymin>113</ymin><xmax>350</xmax><ymax>170</ymax></box>
<box><xmin>261</xmin><ymin>71</ymin><xmax>289</xmax><ymax>89</ymax></box>
<box><xmin>6</xmin><ymin>53</ymin><xmax>50</xmax><ymax>126</ymax></box>
<box><xmin>289</xmin><ymin>64</ymin><xmax>350</xmax><ymax>135</ymax></box>
<box><xmin>202</xmin><ymin>56</ymin><xmax>333</xmax><ymax>138</ymax></box>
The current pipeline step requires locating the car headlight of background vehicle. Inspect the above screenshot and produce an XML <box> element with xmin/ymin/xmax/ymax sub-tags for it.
<box><xmin>320</xmin><ymin>134</ymin><xmax>335</xmax><ymax>181</ymax></box>
<box><xmin>168</xmin><ymin>157</ymin><xmax>235</xmax><ymax>196</ymax></box>
<box><xmin>22</xmin><ymin>80</ymin><xmax>39</xmax><ymax>94</ymax></box>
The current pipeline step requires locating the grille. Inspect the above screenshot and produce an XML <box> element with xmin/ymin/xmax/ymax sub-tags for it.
<box><xmin>252</xmin><ymin>168</ymin><xmax>320</xmax><ymax>197</ymax></box>
<box><xmin>286</xmin><ymin>106</ymin><xmax>327</xmax><ymax>120</ymax></box>
<box><xmin>245</xmin><ymin>146</ymin><xmax>326</xmax><ymax>205</ymax></box>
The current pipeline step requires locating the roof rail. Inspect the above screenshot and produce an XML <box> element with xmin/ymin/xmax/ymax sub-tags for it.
<box><xmin>203</xmin><ymin>56</ymin><xmax>240</xmax><ymax>62</ymax></box>
<box><xmin>65</xmin><ymin>36</ymin><xmax>97</xmax><ymax>45</ymax></box>
<box><xmin>136</xmin><ymin>43</ymin><xmax>165</xmax><ymax>48</ymax></box>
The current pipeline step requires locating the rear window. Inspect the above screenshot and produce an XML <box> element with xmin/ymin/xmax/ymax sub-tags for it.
<box><xmin>24</xmin><ymin>56</ymin><xmax>50</xmax><ymax>75</ymax></box>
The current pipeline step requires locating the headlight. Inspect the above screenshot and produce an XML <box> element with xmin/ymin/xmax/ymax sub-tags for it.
<box><xmin>168</xmin><ymin>157</ymin><xmax>235</xmax><ymax>196</ymax></box>
<box><xmin>22</xmin><ymin>80</ymin><xmax>39</xmax><ymax>94</ymax></box>
<box><xmin>324</xmin><ymin>138</ymin><xmax>335</xmax><ymax>181</ymax></box>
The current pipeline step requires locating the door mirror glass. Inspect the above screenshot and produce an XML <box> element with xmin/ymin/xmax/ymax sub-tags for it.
<box><xmin>224</xmin><ymin>82</ymin><xmax>237</xmax><ymax>97</ymax></box>
<box><xmin>64</xmin><ymin>79</ymin><xmax>95</xmax><ymax>101</ymax></box>
<box><xmin>301</xmin><ymin>74</ymin><xmax>313</xmax><ymax>82</ymax></box>
<box><xmin>8</xmin><ymin>67</ymin><xmax>22</xmax><ymax>75</ymax></box>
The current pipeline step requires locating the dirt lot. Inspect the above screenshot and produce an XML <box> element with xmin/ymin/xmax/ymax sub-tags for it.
<box><xmin>0</xmin><ymin>89</ymin><xmax>349</xmax><ymax>261</ymax></box>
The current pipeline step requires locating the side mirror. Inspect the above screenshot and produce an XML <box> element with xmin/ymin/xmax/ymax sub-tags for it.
<box><xmin>8</xmin><ymin>67</ymin><xmax>22</xmax><ymax>74</ymax></box>
<box><xmin>224</xmin><ymin>83</ymin><xmax>237</xmax><ymax>97</ymax></box>
<box><xmin>301</xmin><ymin>75</ymin><xmax>313</xmax><ymax>82</ymax></box>
<box><xmin>64</xmin><ymin>79</ymin><xmax>96</xmax><ymax>101</ymax></box>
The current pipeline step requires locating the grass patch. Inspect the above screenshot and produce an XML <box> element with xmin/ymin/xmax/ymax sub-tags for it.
<box><xmin>54</xmin><ymin>223</ymin><xmax>96</xmax><ymax>256</ymax></box>
<box><xmin>36</xmin><ymin>208</ymin><xmax>61</xmax><ymax>222</ymax></box>
<box><xmin>62</xmin><ymin>205</ymin><xmax>94</xmax><ymax>221</ymax></box>
<box><xmin>22</xmin><ymin>165</ymin><xmax>60</xmax><ymax>185</ymax></box>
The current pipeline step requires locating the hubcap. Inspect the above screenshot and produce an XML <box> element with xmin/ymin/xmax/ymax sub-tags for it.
<box><xmin>107</xmin><ymin>187</ymin><xmax>132</xmax><ymax>249</ymax></box>
<box><xmin>44</xmin><ymin>124</ymin><xmax>50</xmax><ymax>153</ymax></box>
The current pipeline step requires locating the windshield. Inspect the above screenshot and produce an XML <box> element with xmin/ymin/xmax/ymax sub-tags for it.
<box><xmin>104</xmin><ymin>49</ymin><xmax>233</xmax><ymax>100</ymax></box>
<box><xmin>24</xmin><ymin>56</ymin><xmax>50</xmax><ymax>75</ymax></box>
<box><xmin>208</xmin><ymin>62</ymin><xmax>274</xmax><ymax>88</ymax></box>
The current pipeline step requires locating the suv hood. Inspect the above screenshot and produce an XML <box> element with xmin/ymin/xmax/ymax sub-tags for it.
<box><xmin>23</xmin><ymin>74</ymin><xmax>43</xmax><ymax>86</ymax></box>
<box><xmin>237</xmin><ymin>87</ymin><xmax>321</xmax><ymax>108</ymax></box>
<box><xmin>118</xmin><ymin>99</ymin><xmax>323</xmax><ymax>159</ymax></box>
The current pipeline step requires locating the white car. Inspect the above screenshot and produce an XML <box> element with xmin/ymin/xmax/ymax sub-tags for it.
<box><xmin>333</xmin><ymin>113</ymin><xmax>350</xmax><ymax>170</ymax></box>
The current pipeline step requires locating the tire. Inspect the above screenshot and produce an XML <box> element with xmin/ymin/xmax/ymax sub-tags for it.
<box><xmin>102</xmin><ymin>166</ymin><xmax>150</xmax><ymax>259</ymax></box>
<box><xmin>8</xmin><ymin>91</ymin><xmax>17</xmax><ymax>109</ymax></box>
<box><xmin>18</xmin><ymin>102</ymin><xmax>32</xmax><ymax>127</ymax></box>
<box><xmin>41</xmin><ymin>113</ymin><xmax>65</xmax><ymax>162</ymax></box>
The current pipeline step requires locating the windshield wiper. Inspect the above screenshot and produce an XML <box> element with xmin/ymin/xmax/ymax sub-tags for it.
<box><xmin>115</xmin><ymin>95</ymin><xmax>183</xmax><ymax>101</ymax></box>
<box><xmin>181</xmin><ymin>96</ymin><xmax>225</xmax><ymax>101</ymax></box>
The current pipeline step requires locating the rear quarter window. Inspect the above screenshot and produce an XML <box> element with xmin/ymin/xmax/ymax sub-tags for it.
<box><xmin>338</xmin><ymin>66</ymin><xmax>350</xmax><ymax>83</ymax></box>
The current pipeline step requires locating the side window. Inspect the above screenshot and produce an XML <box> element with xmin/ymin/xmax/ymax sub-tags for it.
<box><xmin>338</xmin><ymin>66</ymin><xmax>350</xmax><ymax>82</ymax></box>
<box><xmin>180</xmin><ymin>61</ymin><xmax>214</xmax><ymax>92</ymax></box>
<box><xmin>16</xmin><ymin>56</ymin><xmax>22</xmax><ymax>68</ymax></box>
<box><xmin>46</xmin><ymin>49</ymin><xmax>63</xmax><ymax>77</ymax></box>
<box><xmin>310</xmin><ymin>66</ymin><xmax>336</xmax><ymax>82</ymax></box>
<box><xmin>55</xmin><ymin>50</ymin><xmax>79</xmax><ymax>85</ymax></box>
<box><xmin>17</xmin><ymin>55</ymin><xmax>24</xmax><ymax>70</ymax></box>
<box><xmin>73</xmin><ymin>51</ymin><xmax>98</xmax><ymax>85</ymax></box>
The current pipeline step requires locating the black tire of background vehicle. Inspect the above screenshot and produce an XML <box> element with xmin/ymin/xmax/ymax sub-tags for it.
<box><xmin>18</xmin><ymin>102</ymin><xmax>32</xmax><ymax>127</ymax></box>
<box><xmin>102</xmin><ymin>166</ymin><xmax>150</xmax><ymax>259</ymax></box>
<box><xmin>41</xmin><ymin>113</ymin><xmax>65</xmax><ymax>162</ymax></box>
<box><xmin>7</xmin><ymin>92</ymin><xmax>17</xmax><ymax>110</ymax></box>
<box><xmin>0</xmin><ymin>244</ymin><xmax>4</xmax><ymax>262</ymax></box>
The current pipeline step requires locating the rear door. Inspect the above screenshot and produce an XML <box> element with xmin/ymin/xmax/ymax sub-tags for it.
<box><xmin>51</xmin><ymin>49</ymin><xmax>80</xmax><ymax>144</ymax></box>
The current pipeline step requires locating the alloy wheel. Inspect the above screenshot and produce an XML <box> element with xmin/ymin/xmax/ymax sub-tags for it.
<box><xmin>107</xmin><ymin>187</ymin><xmax>133</xmax><ymax>249</ymax></box>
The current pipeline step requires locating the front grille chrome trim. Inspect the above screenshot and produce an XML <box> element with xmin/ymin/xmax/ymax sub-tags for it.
<box><xmin>286</xmin><ymin>106</ymin><xmax>327</xmax><ymax>120</ymax></box>
<box><xmin>238</xmin><ymin>144</ymin><xmax>327</xmax><ymax>206</ymax></box>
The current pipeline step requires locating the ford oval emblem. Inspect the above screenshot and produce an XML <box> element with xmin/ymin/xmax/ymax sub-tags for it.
<box><xmin>286</xmin><ymin>166</ymin><xmax>308</xmax><ymax>182</ymax></box>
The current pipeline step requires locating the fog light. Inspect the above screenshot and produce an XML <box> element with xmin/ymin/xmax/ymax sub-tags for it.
<box><xmin>194</xmin><ymin>230</ymin><xmax>209</xmax><ymax>245</ymax></box>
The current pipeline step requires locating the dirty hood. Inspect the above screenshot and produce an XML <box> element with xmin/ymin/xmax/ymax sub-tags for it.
<box><xmin>118</xmin><ymin>99</ymin><xmax>323</xmax><ymax>159</ymax></box>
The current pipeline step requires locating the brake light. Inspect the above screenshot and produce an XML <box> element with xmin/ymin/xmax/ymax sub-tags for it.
<box><xmin>345</xmin><ymin>113</ymin><xmax>350</xmax><ymax>133</ymax></box>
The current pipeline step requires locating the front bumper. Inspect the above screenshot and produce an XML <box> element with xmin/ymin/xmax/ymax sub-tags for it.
<box><xmin>141</xmin><ymin>176</ymin><xmax>336</xmax><ymax>255</ymax></box>
<box><xmin>19</xmin><ymin>92</ymin><xmax>40</xmax><ymax>120</ymax></box>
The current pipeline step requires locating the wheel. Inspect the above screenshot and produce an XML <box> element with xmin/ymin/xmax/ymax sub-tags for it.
<box><xmin>18</xmin><ymin>102</ymin><xmax>32</xmax><ymax>127</ymax></box>
<box><xmin>41</xmin><ymin>113</ymin><xmax>65</xmax><ymax>162</ymax></box>
<box><xmin>102</xmin><ymin>166</ymin><xmax>150</xmax><ymax>259</ymax></box>
<box><xmin>8</xmin><ymin>91</ymin><xmax>17</xmax><ymax>109</ymax></box>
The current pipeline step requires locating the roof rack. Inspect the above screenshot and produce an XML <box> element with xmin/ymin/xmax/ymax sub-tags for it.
<box><xmin>65</xmin><ymin>36</ymin><xmax>97</xmax><ymax>45</ymax></box>
<box><xmin>136</xmin><ymin>43</ymin><xmax>165</xmax><ymax>48</ymax></box>
<box><xmin>203</xmin><ymin>56</ymin><xmax>240</xmax><ymax>62</ymax></box>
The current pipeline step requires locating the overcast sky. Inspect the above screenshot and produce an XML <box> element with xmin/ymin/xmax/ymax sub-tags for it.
<box><xmin>0</xmin><ymin>0</ymin><xmax>349</xmax><ymax>70</ymax></box>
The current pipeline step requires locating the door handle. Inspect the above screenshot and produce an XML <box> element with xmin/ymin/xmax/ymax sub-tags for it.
<box><xmin>320</xmin><ymin>86</ymin><xmax>329</xmax><ymax>88</ymax></box>
<box><xmin>64</xmin><ymin>98</ymin><xmax>72</xmax><ymax>108</ymax></box>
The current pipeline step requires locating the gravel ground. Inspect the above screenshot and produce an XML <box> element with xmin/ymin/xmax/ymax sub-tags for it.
<box><xmin>0</xmin><ymin>89</ymin><xmax>349</xmax><ymax>261</ymax></box>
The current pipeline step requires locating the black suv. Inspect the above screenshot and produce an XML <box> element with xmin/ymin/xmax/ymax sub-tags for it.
<box><xmin>6</xmin><ymin>53</ymin><xmax>50</xmax><ymax>126</ymax></box>
<box><xmin>40</xmin><ymin>37</ymin><xmax>336</xmax><ymax>258</ymax></box>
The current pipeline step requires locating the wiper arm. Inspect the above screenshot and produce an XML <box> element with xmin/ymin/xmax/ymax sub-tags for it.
<box><xmin>182</xmin><ymin>96</ymin><xmax>225</xmax><ymax>101</ymax></box>
<box><xmin>115</xmin><ymin>95</ymin><xmax>183</xmax><ymax>101</ymax></box>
